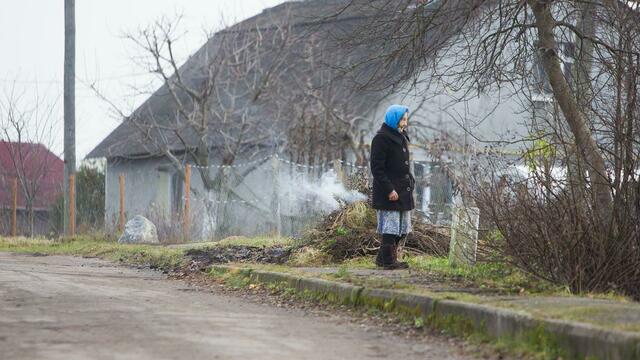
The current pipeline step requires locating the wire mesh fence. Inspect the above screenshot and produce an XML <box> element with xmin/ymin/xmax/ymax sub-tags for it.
<box><xmin>0</xmin><ymin>153</ymin><xmax>460</xmax><ymax>242</ymax></box>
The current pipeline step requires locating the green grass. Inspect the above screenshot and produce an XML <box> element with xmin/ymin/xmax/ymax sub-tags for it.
<box><xmin>310</xmin><ymin>254</ymin><xmax>558</xmax><ymax>295</ymax></box>
<box><xmin>407</xmin><ymin>255</ymin><xmax>559</xmax><ymax>294</ymax></box>
<box><xmin>491</xmin><ymin>324</ymin><xmax>570</xmax><ymax>360</ymax></box>
<box><xmin>208</xmin><ymin>267</ymin><xmax>255</xmax><ymax>289</ymax></box>
<box><xmin>341</xmin><ymin>256</ymin><xmax>377</xmax><ymax>269</ymax></box>
<box><xmin>0</xmin><ymin>235</ymin><xmax>186</xmax><ymax>270</ymax></box>
<box><xmin>500</xmin><ymin>302</ymin><xmax>640</xmax><ymax>333</ymax></box>
<box><xmin>334</xmin><ymin>226</ymin><xmax>349</xmax><ymax>236</ymax></box>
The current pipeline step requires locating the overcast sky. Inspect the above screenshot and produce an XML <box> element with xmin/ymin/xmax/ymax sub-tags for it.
<box><xmin>0</xmin><ymin>0</ymin><xmax>287</xmax><ymax>161</ymax></box>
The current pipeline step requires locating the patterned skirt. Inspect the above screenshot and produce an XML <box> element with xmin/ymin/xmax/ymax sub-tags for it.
<box><xmin>376</xmin><ymin>210</ymin><xmax>412</xmax><ymax>236</ymax></box>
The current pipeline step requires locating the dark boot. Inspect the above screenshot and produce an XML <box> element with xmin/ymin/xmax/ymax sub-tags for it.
<box><xmin>392</xmin><ymin>235</ymin><xmax>409</xmax><ymax>269</ymax></box>
<box><xmin>375</xmin><ymin>234</ymin><xmax>396</xmax><ymax>269</ymax></box>
<box><xmin>394</xmin><ymin>234</ymin><xmax>404</xmax><ymax>246</ymax></box>
<box><xmin>376</xmin><ymin>234</ymin><xmax>407</xmax><ymax>270</ymax></box>
<box><xmin>391</xmin><ymin>244</ymin><xmax>409</xmax><ymax>269</ymax></box>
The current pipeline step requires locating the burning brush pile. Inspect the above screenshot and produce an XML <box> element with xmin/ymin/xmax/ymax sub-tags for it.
<box><xmin>302</xmin><ymin>200</ymin><xmax>450</xmax><ymax>262</ymax></box>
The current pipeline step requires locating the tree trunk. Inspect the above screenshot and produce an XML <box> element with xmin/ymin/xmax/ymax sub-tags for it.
<box><xmin>566</xmin><ymin>1</ymin><xmax>596</xmax><ymax>211</ymax></box>
<box><xmin>28</xmin><ymin>203</ymin><xmax>34</xmax><ymax>237</ymax></box>
<box><xmin>213</xmin><ymin>167</ymin><xmax>231</xmax><ymax>239</ymax></box>
<box><xmin>528</xmin><ymin>0</ymin><xmax>612</xmax><ymax>222</ymax></box>
<box><xmin>63</xmin><ymin>0</ymin><xmax>76</xmax><ymax>235</ymax></box>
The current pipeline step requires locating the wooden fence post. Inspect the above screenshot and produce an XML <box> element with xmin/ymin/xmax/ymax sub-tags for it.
<box><xmin>183</xmin><ymin>164</ymin><xmax>191</xmax><ymax>241</ymax></box>
<box><xmin>333</xmin><ymin>159</ymin><xmax>346</xmax><ymax>184</ymax></box>
<box><xmin>11</xmin><ymin>178</ymin><xmax>17</xmax><ymax>237</ymax></box>
<box><xmin>69</xmin><ymin>174</ymin><xmax>75</xmax><ymax>236</ymax></box>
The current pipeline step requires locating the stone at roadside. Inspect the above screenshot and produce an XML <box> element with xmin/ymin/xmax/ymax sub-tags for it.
<box><xmin>118</xmin><ymin>215</ymin><xmax>159</xmax><ymax>244</ymax></box>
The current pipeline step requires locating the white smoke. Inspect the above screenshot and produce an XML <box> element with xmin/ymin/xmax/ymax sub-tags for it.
<box><xmin>187</xmin><ymin>166</ymin><xmax>368</xmax><ymax>239</ymax></box>
<box><xmin>283</xmin><ymin>169</ymin><xmax>367</xmax><ymax>213</ymax></box>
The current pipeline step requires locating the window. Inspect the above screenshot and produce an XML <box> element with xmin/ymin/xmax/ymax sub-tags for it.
<box><xmin>532</xmin><ymin>41</ymin><xmax>575</xmax><ymax>100</ymax></box>
<box><xmin>534</xmin><ymin>52</ymin><xmax>553</xmax><ymax>96</ymax></box>
<box><xmin>559</xmin><ymin>41</ymin><xmax>575</xmax><ymax>89</ymax></box>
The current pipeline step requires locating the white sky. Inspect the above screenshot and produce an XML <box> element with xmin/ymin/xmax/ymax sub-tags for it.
<box><xmin>0</xmin><ymin>0</ymin><xmax>287</xmax><ymax>161</ymax></box>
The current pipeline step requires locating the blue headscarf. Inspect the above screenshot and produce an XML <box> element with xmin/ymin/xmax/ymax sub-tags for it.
<box><xmin>384</xmin><ymin>105</ymin><xmax>409</xmax><ymax>131</ymax></box>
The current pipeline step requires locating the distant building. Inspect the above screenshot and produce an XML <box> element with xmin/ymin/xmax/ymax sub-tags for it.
<box><xmin>0</xmin><ymin>141</ymin><xmax>64</xmax><ymax>235</ymax></box>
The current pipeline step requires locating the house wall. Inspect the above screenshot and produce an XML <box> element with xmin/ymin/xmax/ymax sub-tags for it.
<box><xmin>105</xmin><ymin>157</ymin><xmax>174</xmax><ymax>232</ymax></box>
<box><xmin>185</xmin><ymin>156</ymin><xmax>279</xmax><ymax>238</ymax></box>
<box><xmin>104</xmin><ymin>153</ymin><xmax>326</xmax><ymax>240</ymax></box>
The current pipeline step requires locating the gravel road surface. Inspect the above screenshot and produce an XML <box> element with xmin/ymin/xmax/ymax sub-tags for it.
<box><xmin>0</xmin><ymin>252</ymin><xmax>481</xmax><ymax>360</ymax></box>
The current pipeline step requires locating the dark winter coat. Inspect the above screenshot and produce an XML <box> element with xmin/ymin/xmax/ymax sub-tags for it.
<box><xmin>370</xmin><ymin>123</ymin><xmax>416</xmax><ymax>211</ymax></box>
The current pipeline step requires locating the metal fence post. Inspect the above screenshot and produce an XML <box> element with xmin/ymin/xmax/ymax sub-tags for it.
<box><xmin>119</xmin><ymin>174</ymin><xmax>125</xmax><ymax>233</ymax></box>
<box><xmin>11</xmin><ymin>178</ymin><xmax>17</xmax><ymax>237</ymax></box>
<box><xmin>271</xmin><ymin>156</ymin><xmax>281</xmax><ymax>237</ymax></box>
<box><xmin>184</xmin><ymin>164</ymin><xmax>191</xmax><ymax>241</ymax></box>
<box><xmin>69</xmin><ymin>174</ymin><xmax>76</xmax><ymax>236</ymax></box>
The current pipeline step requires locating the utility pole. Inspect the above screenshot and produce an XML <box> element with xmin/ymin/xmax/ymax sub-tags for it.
<box><xmin>63</xmin><ymin>0</ymin><xmax>76</xmax><ymax>235</ymax></box>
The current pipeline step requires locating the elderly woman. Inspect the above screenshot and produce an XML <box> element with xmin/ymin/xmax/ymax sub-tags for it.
<box><xmin>370</xmin><ymin>105</ymin><xmax>415</xmax><ymax>270</ymax></box>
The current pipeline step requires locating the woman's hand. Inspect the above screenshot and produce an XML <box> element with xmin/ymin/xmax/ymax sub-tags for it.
<box><xmin>388</xmin><ymin>190</ymin><xmax>399</xmax><ymax>201</ymax></box>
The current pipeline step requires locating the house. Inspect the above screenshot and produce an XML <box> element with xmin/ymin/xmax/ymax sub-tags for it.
<box><xmin>87</xmin><ymin>0</ymin><xmax>539</xmax><ymax>239</ymax></box>
<box><xmin>0</xmin><ymin>141</ymin><xmax>64</xmax><ymax>236</ymax></box>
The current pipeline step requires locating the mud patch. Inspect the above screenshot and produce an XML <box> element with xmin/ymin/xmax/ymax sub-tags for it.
<box><xmin>185</xmin><ymin>245</ymin><xmax>291</xmax><ymax>270</ymax></box>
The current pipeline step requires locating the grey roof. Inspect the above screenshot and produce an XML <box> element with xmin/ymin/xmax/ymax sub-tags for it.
<box><xmin>87</xmin><ymin>1</ymin><xmax>368</xmax><ymax>159</ymax></box>
<box><xmin>86</xmin><ymin>0</ymin><xmax>459</xmax><ymax>159</ymax></box>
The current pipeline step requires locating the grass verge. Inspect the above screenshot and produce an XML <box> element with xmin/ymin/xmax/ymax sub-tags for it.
<box><xmin>2</xmin><ymin>235</ymin><xmax>637</xmax><ymax>347</ymax></box>
<box><xmin>0</xmin><ymin>236</ymin><xmax>186</xmax><ymax>271</ymax></box>
<box><xmin>212</xmin><ymin>235</ymin><xmax>295</xmax><ymax>248</ymax></box>
<box><xmin>207</xmin><ymin>266</ymin><xmax>581</xmax><ymax>360</ymax></box>
<box><xmin>293</xmin><ymin>254</ymin><xmax>561</xmax><ymax>295</ymax></box>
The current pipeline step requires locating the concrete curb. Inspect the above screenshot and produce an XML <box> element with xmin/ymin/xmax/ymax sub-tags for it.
<box><xmin>212</xmin><ymin>265</ymin><xmax>640</xmax><ymax>360</ymax></box>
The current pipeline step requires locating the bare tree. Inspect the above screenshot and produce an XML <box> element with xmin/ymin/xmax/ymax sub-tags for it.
<box><xmin>337</xmin><ymin>0</ymin><xmax>640</xmax><ymax>223</ymax></box>
<box><xmin>281</xmin><ymin>30</ymin><xmax>382</xmax><ymax>170</ymax></box>
<box><xmin>92</xmin><ymin>15</ymin><xmax>296</xmax><ymax>238</ymax></box>
<box><xmin>332</xmin><ymin>0</ymin><xmax>640</xmax><ymax>295</ymax></box>
<box><xmin>0</xmin><ymin>87</ymin><xmax>61</xmax><ymax>236</ymax></box>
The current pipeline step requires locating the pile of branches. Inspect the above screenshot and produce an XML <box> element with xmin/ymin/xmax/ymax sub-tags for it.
<box><xmin>304</xmin><ymin>201</ymin><xmax>450</xmax><ymax>262</ymax></box>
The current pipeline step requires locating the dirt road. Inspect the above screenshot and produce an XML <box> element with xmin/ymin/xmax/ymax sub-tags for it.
<box><xmin>0</xmin><ymin>252</ymin><xmax>479</xmax><ymax>360</ymax></box>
